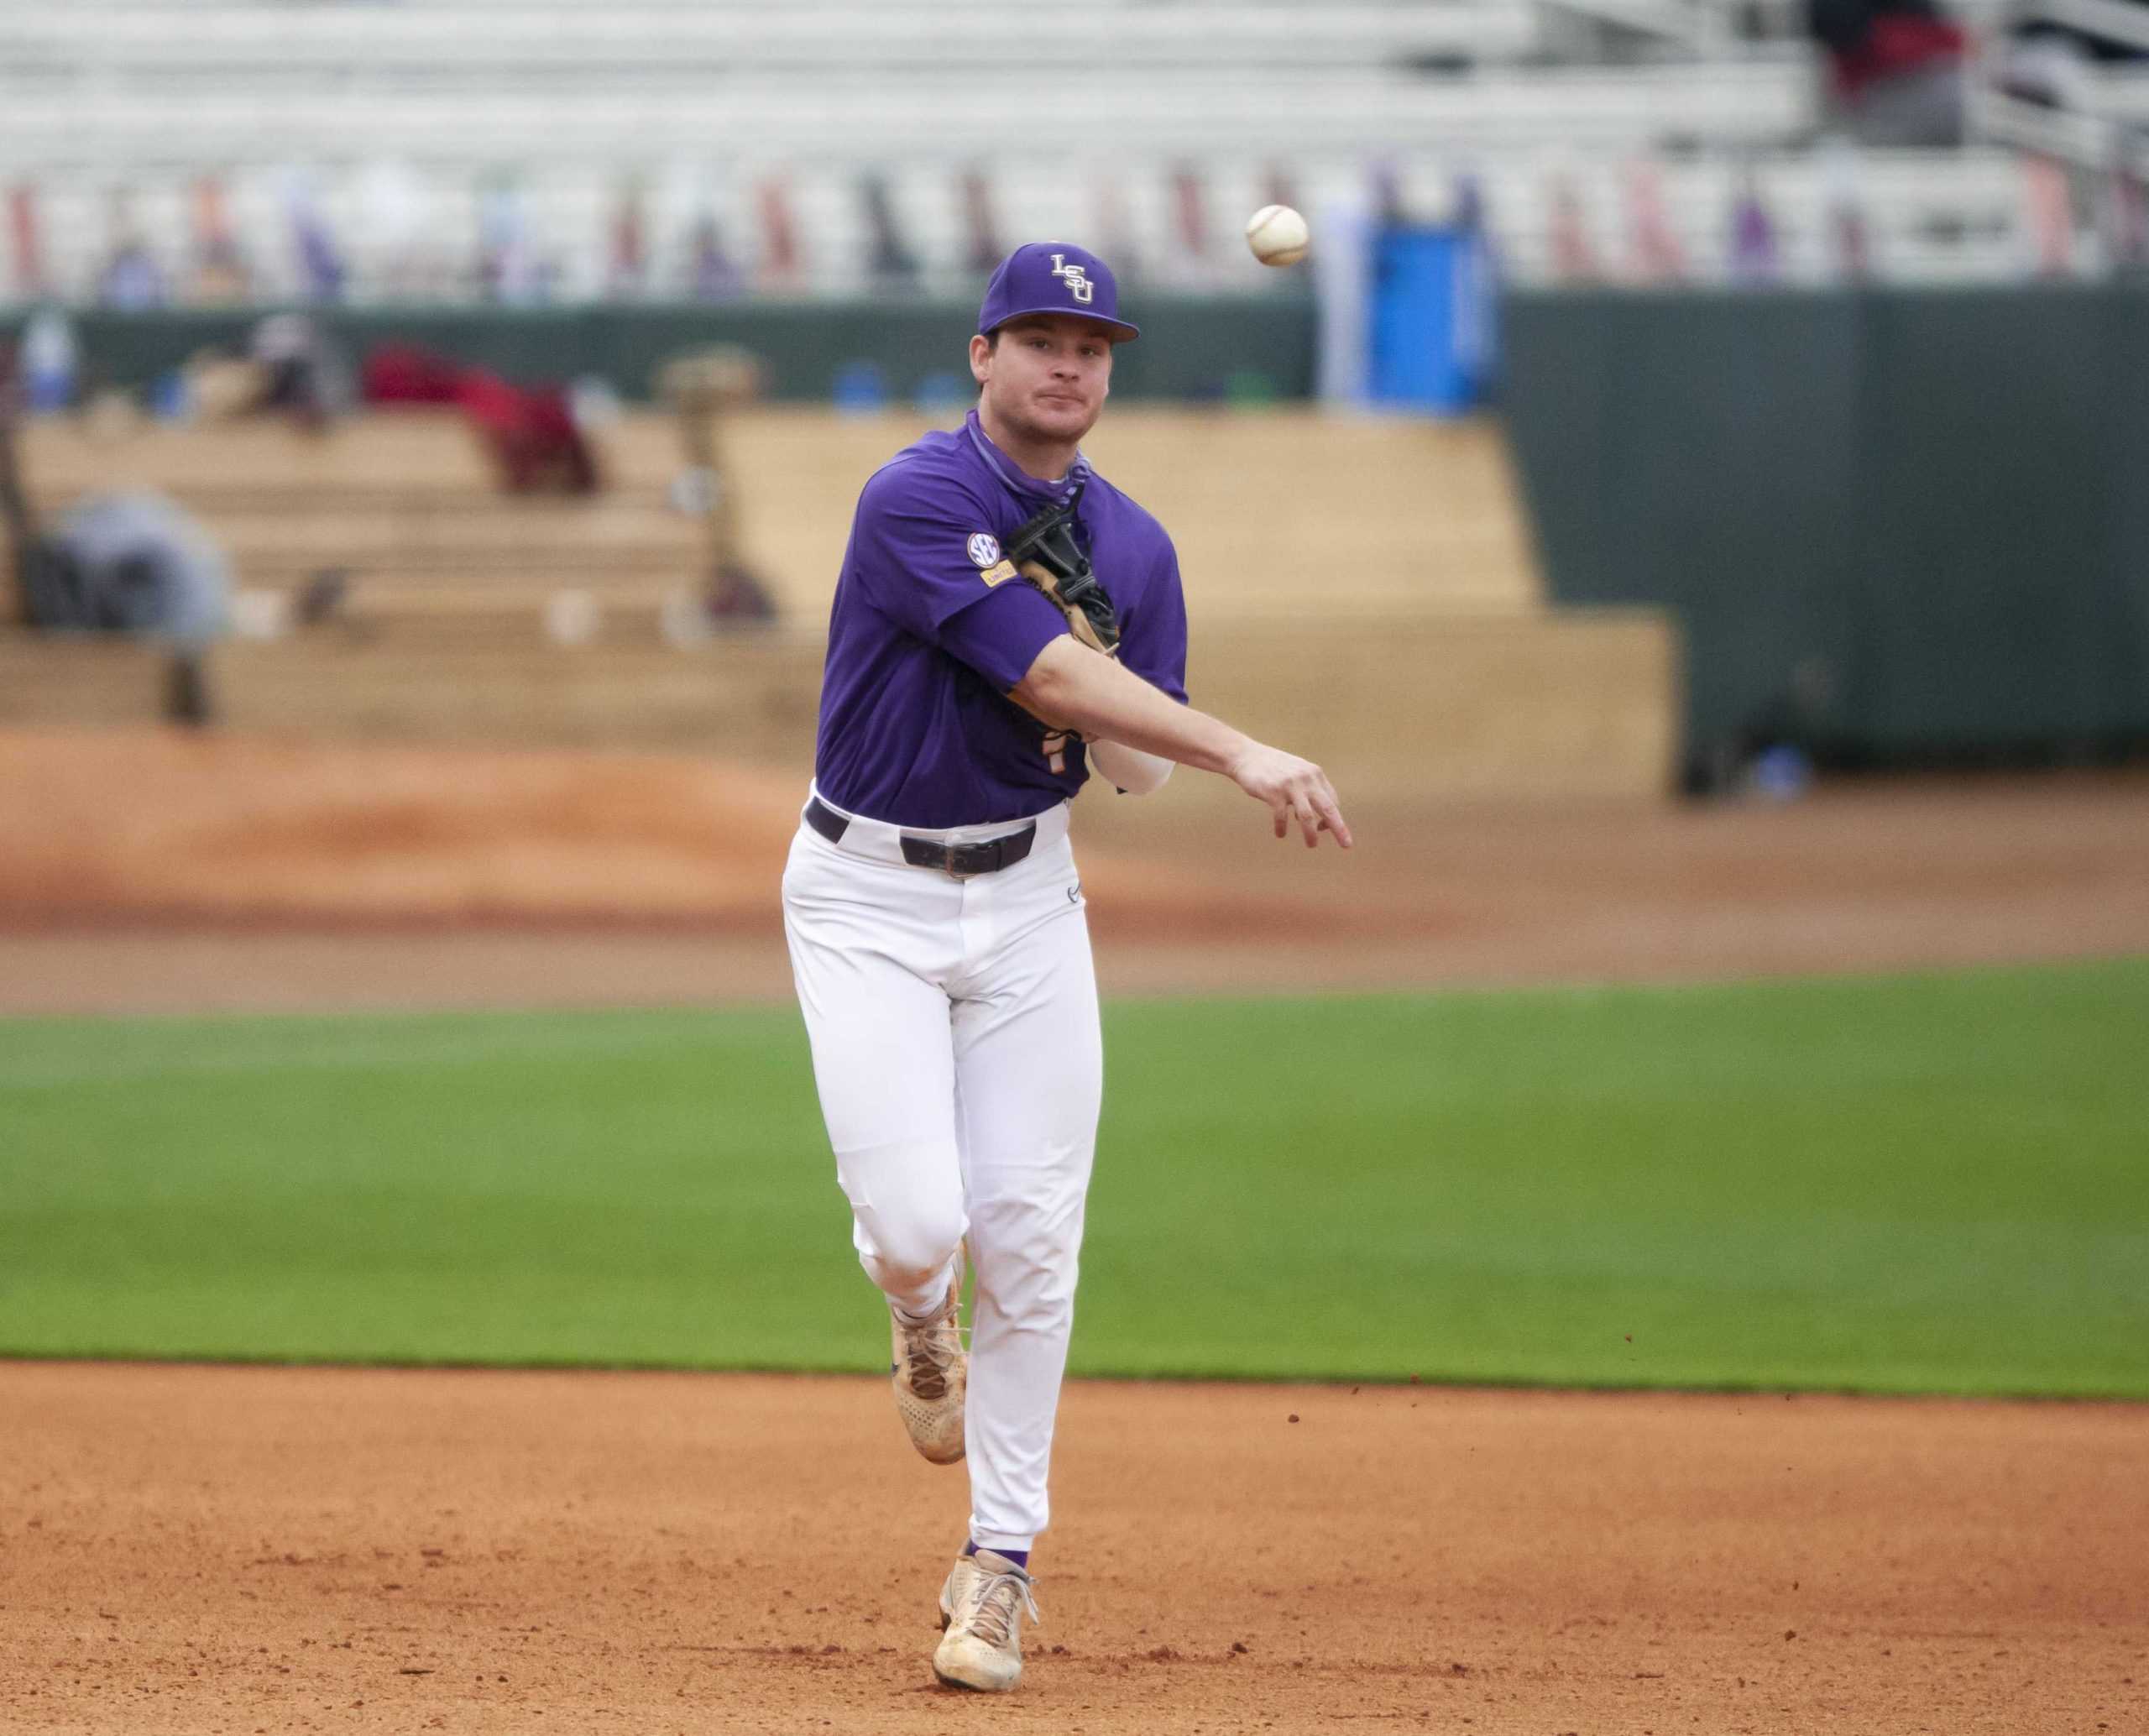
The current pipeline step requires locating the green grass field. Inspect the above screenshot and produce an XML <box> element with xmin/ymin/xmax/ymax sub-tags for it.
<box><xmin>3</xmin><ymin>960</ymin><xmax>2145</xmax><ymax>1397</ymax></box>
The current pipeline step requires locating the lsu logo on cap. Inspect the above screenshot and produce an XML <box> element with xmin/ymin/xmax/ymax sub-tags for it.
<box><xmin>1050</xmin><ymin>254</ymin><xmax>1094</xmax><ymax>305</ymax></box>
<box><xmin>967</xmin><ymin>532</ymin><xmax>1001</xmax><ymax>567</ymax></box>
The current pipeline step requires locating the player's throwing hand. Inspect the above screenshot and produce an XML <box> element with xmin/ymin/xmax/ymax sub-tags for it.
<box><xmin>1226</xmin><ymin>743</ymin><xmax>1352</xmax><ymax>850</ymax></box>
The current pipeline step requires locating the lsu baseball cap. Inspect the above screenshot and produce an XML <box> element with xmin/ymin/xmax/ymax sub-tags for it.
<box><xmin>977</xmin><ymin>242</ymin><xmax>1139</xmax><ymax>342</ymax></box>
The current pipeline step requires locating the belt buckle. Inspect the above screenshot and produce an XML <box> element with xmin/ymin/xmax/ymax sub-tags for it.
<box><xmin>944</xmin><ymin>839</ymin><xmax>996</xmax><ymax>880</ymax></box>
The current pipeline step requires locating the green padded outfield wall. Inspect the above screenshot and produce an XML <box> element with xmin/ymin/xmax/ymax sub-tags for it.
<box><xmin>0</xmin><ymin>296</ymin><xmax>1315</xmax><ymax>405</ymax></box>
<box><xmin>1500</xmin><ymin>285</ymin><xmax>2149</xmax><ymax>765</ymax></box>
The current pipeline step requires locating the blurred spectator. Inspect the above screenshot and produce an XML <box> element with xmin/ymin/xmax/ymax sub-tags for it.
<box><xmin>363</xmin><ymin>343</ymin><xmax>599</xmax><ymax>494</ymax></box>
<box><xmin>1258</xmin><ymin>164</ymin><xmax>1309</xmax><ymax>288</ymax></box>
<box><xmin>1262</xmin><ymin>165</ymin><xmax>1305</xmax><ymax>229</ymax></box>
<box><xmin>18</xmin><ymin>307</ymin><xmax>77</xmax><ymax>412</ymax></box>
<box><xmin>1807</xmin><ymin>0</ymin><xmax>1969</xmax><ymax>147</ymax></box>
<box><xmin>284</xmin><ymin>170</ymin><xmax>349</xmax><ymax>302</ymax></box>
<box><xmin>959</xmin><ymin>167</ymin><xmax>1003</xmax><ymax>276</ymax></box>
<box><xmin>607</xmin><ymin>178</ymin><xmax>649</xmax><ymax>299</ymax></box>
<box><xmin>1450</xmin><ymin>172</ymin><xmax>1499</xmax><ymax>405</ymax></box>
<box><xmin>190</xmin><ymin>175</ymin><xmax>252</xmax><ymax>305</ymax></box>
<box><xmin>656</xmin><ymin>344</ymin><xmax>777</xmax><ymax>625</ymax></box>
<box><xmin>1545</xmin><ymin>172</ymin><xmax>1600</xmax><ymax>283</ymax></box>
<box><xmin>1</xmin><ymin>344</ymin><xmax>32</xmax><ymax>623</ymax></box>
<box><xmin>99</xmin><ymin>243</ymin><xmax>168</xmax><ymax>310</ymax></box>
<box><xmin>2022</xmin><ymin>154</ymin><xmax>2081</xmax><ymax>275</ymax></box>
<box><xmin>3</xmin><ymin>363</ymin><xmax>230</xmax><ymax>643</ymax></box>
<box><xmin>7</xmin><ymin>186</ymin><xmax>48</xmax><ymax>301</ymax></box>
<box><xmin>450</xmin><ymin>373</ymin><xmax>594</xmax><ymax>492</ymax></box>
<box><xmin>359</xmin><ymin>345</ymin><xmax>461</xmax><ymax>408</ymax></box>
<box><xmin>1623</xmin><ymin>160</ymin><xmax>1687</xmax><ymax>283</ymax></box>
<box><xmin>1091</xmin><ymin>174</ymin><xmax>1143</xmax><ymax>283</ymax></box>
<box><xmin>685</xmin><ymin>215</ymin><xmax>745</xmax><ymax>301</ymax></box>
<box><xmin>1167</xmin><ymin>163</ymin><xmax>1216</xmax><ymax>283</ymax></box>
<box><xmin>98</xmin><ymin>194</ymin><xmax>169</xmax><ymax>310</ymax></box>
<box><xmin>250</xmin><ymin>314</ymin><xmax>354</xmax><ymax>427</ymax></box>
<box><xmin>356</xmin><ymin>157</ymin><xmax>431</xmax><ymax>299</ymax></box>
<box><xmin>756</xmin><ymin>175</ymin><xmax>804</xmax><ymax>292</ymax></box>
<box><xmin>1822</xmin><ymin>138</ymin><xmax>1875</xmax><ymax>280</ymax></box>
<box><xmin>1451</xmin><ymin>172</ymin><xmax>1491</xmax><ymax>242</ymax></box>
<box><xmin>2102</xmin><ymin>161</ymin><xmax>2149</xmax><ymax>272</ymax></box>
<box><xmin>1367</xmin><ymin>158</ymin><xmax>1407</xmax><ymax>230</ymax></box>
<box><xmin>1728</xmin><ymin>165</ymin><xmax>1783</xmax><ymax>283</ymax></box>
<box><xmin>28</xmin><ymin>493</ymin><xmax>233</xmax><ymax>643</ymax></box>
<box><xmin>179</xmin><ymin>314</ymin><xmax>353</xmax><ymax>431</ymax></box>
<box><xmin>478</xmin><ymin>178</ymin><xmax>546</xmax><ymax>304</ymax></box>
<box><xmin>860</xmin><ymin>174</ymin><xmax>919</xmax><ymax>287</ymax></box>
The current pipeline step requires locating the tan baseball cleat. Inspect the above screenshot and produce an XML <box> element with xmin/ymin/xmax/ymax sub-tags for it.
<box><xmin>937</xmin><ymin>1551</ymin><xmax>984</xmax><ymax>1631</ymax></box>
<box><xmin>889</xmin><ymin>1277</ymin><xmax>966</xmax><ymax>1465</ymax></box>
<box><xmin>933</xmin><ymin>1549</ymin><xmax>1041</xmax><ymax>1692</ymax></box>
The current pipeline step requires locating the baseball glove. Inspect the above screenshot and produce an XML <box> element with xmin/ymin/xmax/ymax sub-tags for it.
<box><xmin>1005</xmin><ymin>484</ymin><xmax>1120</xmax><ymax>657</ymax></box>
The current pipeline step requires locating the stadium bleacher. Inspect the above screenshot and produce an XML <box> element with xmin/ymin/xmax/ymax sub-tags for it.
<box><xmin>15</xmin><ymin>407</ymin><xmax>1547</xmax><ymax>633</ymax></box>
<box><xmin>5</xmin><ymin>0</ymin><xmax>2126</xmax><ymax>802</ymax></box>
<box><xmin>4</xmin><ymin>402</ymin><xmax>1679</xmax><ymax>798</ymax></box>
<box><xmin>0</xmin><ymin>0</ymin><xmax>2084</xmax><ymax>294</ymax></box>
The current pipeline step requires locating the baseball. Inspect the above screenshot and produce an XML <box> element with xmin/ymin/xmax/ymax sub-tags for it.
<box><xmin>1245</xmin><ymin>204</ymin><xmax>1310</xmax><ymax>267</ymax></box>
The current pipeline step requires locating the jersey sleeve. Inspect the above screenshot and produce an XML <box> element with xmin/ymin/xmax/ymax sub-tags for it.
<box><xmin>1116</xmin><ymin>537</ymin><xmax>1190</xmax><ymax>705</ymax></box>
<box><xmin>850</xmin><ymin>464</ymin><xmax>1069</xmax><ymax>692</ymax></box>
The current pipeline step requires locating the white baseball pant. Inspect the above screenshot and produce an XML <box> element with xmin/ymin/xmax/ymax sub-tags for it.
<box><xmin>781</xmin><ymin>788</ymin><xmax>1102</xmax><ymax>1553</ymax></box>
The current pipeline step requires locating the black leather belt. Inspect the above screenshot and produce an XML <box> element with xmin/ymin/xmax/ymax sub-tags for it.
<box><xmin>806</xmin><ymin>796</ymin><xmax>1037</xmax><ymax>878</ymax></box>
<box><xmin>803</xmin><ymin>795</ymin><xmax>850</xmax><ymax>846</ymax></box>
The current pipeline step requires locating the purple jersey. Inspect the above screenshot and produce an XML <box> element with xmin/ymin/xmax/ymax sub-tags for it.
<box><xmin>813</xmin><ymin>408</ymin><xmax>1190</xmax><ymax>829</ymax></box>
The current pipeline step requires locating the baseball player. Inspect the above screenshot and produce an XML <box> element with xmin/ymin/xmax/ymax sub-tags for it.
<box><xmin>782</xmin><ymin>241</ymin><xmax>1349</xmax><ymax>1693</ymax></box>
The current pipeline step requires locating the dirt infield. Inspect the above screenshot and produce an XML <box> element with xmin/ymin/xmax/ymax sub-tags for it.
<box><xmin>4</xmin><ymin>1363</ymin><xmax>2144</xmax><ymax>1735</ymax></box>
<box><xmin>3</xmin><ymin>728</ymin><xmax>2147</xmax><ymax>1013</ymax></box>
<box><xmin>5</xmin><ymin>729</ymin><xmax>2148</xmax><ymax>1731</ymax></box>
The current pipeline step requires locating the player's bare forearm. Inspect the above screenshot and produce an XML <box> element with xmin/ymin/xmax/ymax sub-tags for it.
<box><xmin>1011</xmin><ymin>635</ymin><xmax>1352</xmax><ymax>848</ymax></box>
<box><xmin>1012</xmin><ymin>636</ymin><xmax>1245</xmax><ymax>771</ymax></box>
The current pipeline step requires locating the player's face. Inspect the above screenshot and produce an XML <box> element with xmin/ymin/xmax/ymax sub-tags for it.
<box><xmin>971</xmin><ymin>316</ymin><xmax>1116</xmax><ymax>445</ymax></box>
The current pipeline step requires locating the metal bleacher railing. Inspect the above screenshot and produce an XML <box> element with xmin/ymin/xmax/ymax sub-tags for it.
<box><xmin>1969</xmin><ymin>0</ymin><xmax>2149</xmax><ymax>174</ymax></box>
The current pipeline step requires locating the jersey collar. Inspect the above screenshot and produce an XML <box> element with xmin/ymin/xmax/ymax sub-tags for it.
<box><xmin>965</xmin><ymin>409</ymin><xmax>1091</xmax><ymax>510</ymax></box>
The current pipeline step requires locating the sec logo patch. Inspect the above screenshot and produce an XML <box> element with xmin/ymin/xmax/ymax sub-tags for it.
<box><xmin>967</xmin><ymin>532</ymin><xmax>1001</xmax><ymax>568</ymax></box>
